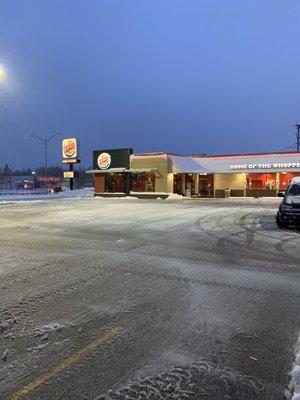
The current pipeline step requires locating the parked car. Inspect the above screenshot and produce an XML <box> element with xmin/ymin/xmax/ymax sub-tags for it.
<box><xmin>17</xmin><ymin>180</ymin><xmax>34</xmax><ymax>190</ymax></box>
<box><xmin>48</xmin><ymin>185</ymin><xmax>62</xmax><ymax>194</ymax></box>
<box><xmin>276</xmin><ymin>177</ymin><xmax>300</xmax><ymax>228</ymax></box>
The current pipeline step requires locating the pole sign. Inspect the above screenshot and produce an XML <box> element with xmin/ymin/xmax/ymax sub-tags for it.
<box><xmin>62</xmin><ymin>138</ymin><xmax>80</xmax><ymax>190</ymax></box>
<box><xmin>62</xmin><ymin>138</ymin><xmax>79</xmax><ymax>161</ymax></box>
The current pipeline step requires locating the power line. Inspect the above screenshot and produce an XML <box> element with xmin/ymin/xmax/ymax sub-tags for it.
<box><xmin>279</xmin><ymin>142</ymin><xmax>297</xmax><ymax>151</ymax></box>
<box><xmin>295</xmin><ymin>124</ymin><xmax>300</xmax><ymax>151</ymax></box>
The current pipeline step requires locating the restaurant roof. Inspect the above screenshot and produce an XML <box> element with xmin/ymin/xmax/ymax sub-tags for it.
<box><xmin>194</xmin><ymin>152</ymin><xmax>300</xmax><ymax>173</ymax></box>
<box><xmin>134</xmin><ymin>150</ymin><xmax>300</xmax><ymax>174</ymax></box>
<box><xmin>169</xmin><ymin>155</ymin><xmax>210</xmax><ymax>174</ymax></box>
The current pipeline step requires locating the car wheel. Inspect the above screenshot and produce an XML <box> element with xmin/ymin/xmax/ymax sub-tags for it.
<box><xmin>276</xmin><ymin>214</ymin><xmax>288</xmax><ymax>229</ymax></box>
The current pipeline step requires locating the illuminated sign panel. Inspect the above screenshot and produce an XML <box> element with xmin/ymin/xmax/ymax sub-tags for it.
<box><xmin>64</xmin><ymin>171</ymin><xmax>74</xmax><ymax>179</ymax></box>
<box><xmin>37</xmin><ymin>176</ymin><xmax>61</xmax><ymax>183</ymax></box>
<box><xmin>229</xmin><ymin>162</ymin><xmax>300</xmax><ymax>171</ymax></box>
<box><xmin>62</xmin><ymin>159</ymin><xmax>78</xmax><ymax>164</ymax></box>
<box><xmin>97</xmin><ymin>153</ymin><xmax>111</xmax><ymax>170</ymax></box>
<box><xmin>93</xmin><ymin>148</ymin><xmax>133</xmax><ymax>170</ymax></box>
<box><xmin>62</xmin><ymin>138</ymin><xmax>79</xmax><ymax>159</ymax></box>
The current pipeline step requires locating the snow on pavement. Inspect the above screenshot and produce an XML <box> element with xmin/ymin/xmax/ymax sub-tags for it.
<box><xmin>0</xmin><ymin>187</ymin><xmax>94</xmax><ymax>203</ymax></box>
<box><xmin>286</xmin><ymin>334</ymin><xmax>300</xmax><ymax>400</ymax></box>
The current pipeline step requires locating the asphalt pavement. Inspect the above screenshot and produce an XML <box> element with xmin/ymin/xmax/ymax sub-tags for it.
<box><xmin>0</xmin><ymin>197</ymin><xmax>299</xmax><ymax>400</ymax></box>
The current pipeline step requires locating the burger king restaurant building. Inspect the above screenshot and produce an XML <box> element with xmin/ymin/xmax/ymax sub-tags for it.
<box><xmin>86</xmin><ymin>148</ymin><xmax>300</xmax><ymax>198</ymax></box>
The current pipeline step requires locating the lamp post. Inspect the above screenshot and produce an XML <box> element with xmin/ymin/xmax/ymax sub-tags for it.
<box><xmin>31</xmin><ymin>171</ymin><xmax>36</xmax><ymax>189</ymax></box>
<box><xmin>30</xmin><ymin>132</ymin><xmax>62</xmax><ymax>192</ymax></box>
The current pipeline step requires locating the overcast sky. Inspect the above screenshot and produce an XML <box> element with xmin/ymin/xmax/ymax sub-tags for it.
<box><xmin>1</xmin><ymin>0</ymin><xmax>300</xmax><ymax>169</ymax></box>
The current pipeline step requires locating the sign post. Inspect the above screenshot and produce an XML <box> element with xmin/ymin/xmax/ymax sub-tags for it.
<box><xmin>62</xmin><ymin>138</ymin><xmax>80</xmax><ymax>190</ymax></box>
<box><xmin>69</xmin><ymin>163</ymin><xmax>74</xmax><ymax>190</ymax></box>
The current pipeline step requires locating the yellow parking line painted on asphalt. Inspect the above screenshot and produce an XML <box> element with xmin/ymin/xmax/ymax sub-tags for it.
<box><xmin>11</xmin><ymin>326</ymin><xmax>121</xmax><ymax>400</ymax></box>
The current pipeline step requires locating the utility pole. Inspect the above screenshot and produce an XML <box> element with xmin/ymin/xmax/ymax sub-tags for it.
<box><xmin>30</xmin><ymin>132</ymin><xmax>62</xmax><ymax>192</ymax></box>
<box><xmin>296</xmin><ymin>124</ymin><xmax>300</xmax><ymax>152</ymax></box>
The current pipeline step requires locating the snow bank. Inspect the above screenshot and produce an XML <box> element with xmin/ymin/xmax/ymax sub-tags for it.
<box><xmin>293</xmin><ymin>336</ymin><xmax>300</xmax><ymax>400</ymax></box>
<box><xmin>292</xmin><ymin>366</ymin><xmax>300</xmax><ymax>399</ymax></box>
<box><xmin>55</xmin><ymin>188</ymin><xmax>94</xmax><ymax>199</ymax></box>
<box><xmin>286</xmin><ymin>334</ymin><xmax>300</xmax><ymax>399</ymax></box>
<box><xmin>0</xmin><ymin>187</ymin><xmax>94</xmax><ymax>203</ymax></box>
<box><xmin>166</xmin><ymin>193</ymin><xmax>184</xmax><ymax>200</ymax></box>
<box><xmin>93</xmin><ymin>195</ymin><xmax>138</xmax><ymax>200</ymax></box>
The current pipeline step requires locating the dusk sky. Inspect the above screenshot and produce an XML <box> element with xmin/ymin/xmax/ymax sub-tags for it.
<box><xmin>1</xmin><ymin>0</ymin><xmax>300</xmax><ymax>169</ymax></box>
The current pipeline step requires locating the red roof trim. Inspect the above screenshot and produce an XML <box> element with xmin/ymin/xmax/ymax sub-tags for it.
<box><xmin>133</xmin><ymin>152</ymin><xmax>177</xmax><ymax>157</ymax></box>
<box><xmin>133</xmin><ymin>150</ymin><xmax>300</xmax><ymax>159</ymax></box>
<box><xmin>196</xmin><ymin>151</ymin><xmax>300</xmax><ymax>159</ymax></box>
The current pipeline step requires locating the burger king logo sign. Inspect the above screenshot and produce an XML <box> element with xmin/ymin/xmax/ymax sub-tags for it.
<box><xmin>97</xmin><ymin>152</ymin><xmax>111</xmax><ymax>170</ymax></box>
<box><xmin>62</xmin><ymin>138</ymin><xmax>78</xmax><ymax>159</ymax></box>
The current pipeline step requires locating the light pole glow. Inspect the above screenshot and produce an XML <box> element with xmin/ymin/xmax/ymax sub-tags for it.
<box><xmin>0</xmin><ymin>65</ymin><xmax>6</xmax><ymax>81</ymax></box>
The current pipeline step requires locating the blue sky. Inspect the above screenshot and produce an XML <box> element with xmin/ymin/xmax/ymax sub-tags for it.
<box><xmin>0</xmin><ymin>0</ymin><xmax>300</xmax><ymax>168</ymax></box>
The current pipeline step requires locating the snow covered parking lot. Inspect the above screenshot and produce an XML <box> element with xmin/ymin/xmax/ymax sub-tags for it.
<box><xmin>0</xmin><ymin>187</ymin><xmax>94</xmax><ymax>202</ymax></box>
<box><xmin>0</xmin><ymin>196</ymin><xmax>299</xmax><ymax>400</ymax></box>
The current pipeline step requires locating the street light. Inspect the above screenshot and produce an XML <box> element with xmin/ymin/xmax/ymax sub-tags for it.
<box><xmin>30</xmin><ymin>132</ymin><xmax>62</xmax><ymax>192</ymax></box>
<box><xmin>31</xmin><ymin>171</ymin><xmax>36</xmax><ymax>189</ymax></box>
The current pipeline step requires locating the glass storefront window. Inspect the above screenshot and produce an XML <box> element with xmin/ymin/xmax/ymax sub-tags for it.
<box><xmin>246</xmin><ymin>173</ymin><xmax>276</xmax><ymax>190</ymax></box>
<box><xmin>173</xmin><ymin>173</ymin><xmax>214</xmax><ymax>196</ymax></box>
<box><xmin>105</xmin><ymin>173</ymin><xmax>124</xmax><ymax>192</ymax></box>
<box><xmin>185</xmin><ymin>174</ymin><xmax>195</xmax><ymax>194</ymax></box>
<box><xmin>131</xmin><ymin>173</ymin><xmax>155</xmax><ymax>192</ymax></box>
<box><xmin>199</xmin><ymin>174</ymin><xmax>214</xmax><ymax>197</ymax></box>
<box><xmin>173</xmin><ymin>174</ymin><xmax>182</xmax><ymax>194</ymax></box>
<box><xmin>279</xmin><ymin>172</ymin><xmax>300</xmax><ymax>189</ymax></box>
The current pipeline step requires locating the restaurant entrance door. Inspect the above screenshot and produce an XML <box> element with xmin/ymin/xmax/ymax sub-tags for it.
<box><xmin>198</xmin><ymin>175</ymin><xmax>214</xmax><ymax>197</ymax></box>
<box><xmin>105</xmin><ymin>173</ymin><xmax>124</xmax><ymax>192</ymax></box>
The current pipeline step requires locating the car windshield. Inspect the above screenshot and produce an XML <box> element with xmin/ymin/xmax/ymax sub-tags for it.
<box><xmin>287</xmin><ymin>183</ymin><xmax>300</xmax><ymax>196</ymax></box>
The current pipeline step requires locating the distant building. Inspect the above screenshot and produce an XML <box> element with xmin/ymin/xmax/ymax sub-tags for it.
<box><xmin>0</xmin><ymin>175</ymin><xmax>35</xmax><ymax>191</ymax></box>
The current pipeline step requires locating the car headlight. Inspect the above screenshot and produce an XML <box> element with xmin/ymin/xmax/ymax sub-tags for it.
<box><xmin>281</xmin><ymin>204</ymin><xmax>293</xmax><ymax>212</ymax></box>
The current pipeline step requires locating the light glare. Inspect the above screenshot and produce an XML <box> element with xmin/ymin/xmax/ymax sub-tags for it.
<box><xmin>0</xmin><ymin>65</ymin><xmax>6</xmax><ymax>81</ymax></box>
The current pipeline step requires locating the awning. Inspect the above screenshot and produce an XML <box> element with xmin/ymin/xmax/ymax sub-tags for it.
<box><xmin>86</xmin><ymin>168</ymin><xmax>126</xmax><ymax>174</ymax></box>
<box><xmin>169</xmin><ymin>155</ymin><xmax>210</xmax><ymax>174</ymax></box>
<box><xmin>130</xmin><ymin>168</ymin><xmax>157</xmax><ymax>173</ymax></box>
<box><xmin>86</xmin><ymin>168</ymin><xmax>158</xmax><ymax>174</ymax></box>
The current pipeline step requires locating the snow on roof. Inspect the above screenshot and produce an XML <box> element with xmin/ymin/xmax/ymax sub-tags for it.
<box><xmin>132</xmin><ymin>151</ymin><xmax>300</xmax><ymax>173</ymax></box>
<box><xmin>193</xmin><ymin>152</ymin><xmax>300</xmax><ymax>173</ymax></box>
<box><xmin>133</xmin><ymin>150</ymin><xmax>300</xmax><ymax>159</ymax></box>
<box><xmin>132</xmin><ymin>152</ymin><xmax>171</xmax><ymax>157</ymax></box>
<box><xmin>169</xmin><ymin>155</ymin><xmax>210</xmax><ymax>174</ymax></box>
<box><xmin>196</xmin><ymin>150</ymin><xmax>300</xmax><ymax>159</ymax></box>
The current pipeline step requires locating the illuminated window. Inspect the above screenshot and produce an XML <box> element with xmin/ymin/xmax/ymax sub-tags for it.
<box><xmin>105</xmin><ymin>173</ymin><xmax>124</xmax><ymax>192</ymax></box>
<box><xmin>279</xmin><ymin>172</ymin><xmax>300</xmax><ymax>188</ymax></box>
<box><xmin>131</xmin><ymin>173</ymin><xmax>155</xmax><ymax>192</ymax></box>
<box><xmin>246</xmin><ymin>173</ymin><xmax>276</xmax><ymax>190</ymax></box>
